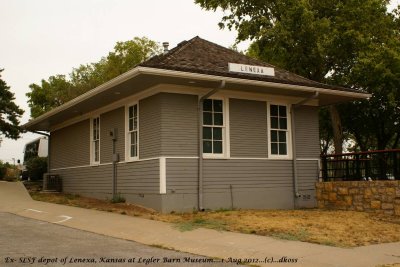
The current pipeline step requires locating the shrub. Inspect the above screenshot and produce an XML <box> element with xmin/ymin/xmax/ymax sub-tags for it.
<box><xmin>110</xmin><ymin>193</ymin><xmax>126</xmax><ymax>203</ymax></box>
<box><xmin>25</xmin><ymin>157</ymin><xmax>48</xmax><ymax>181</ymax></box>
<box><xmin>0</xmin><ymin>161</ymin><xmax>7</xmax><ymax>180</ymax></box>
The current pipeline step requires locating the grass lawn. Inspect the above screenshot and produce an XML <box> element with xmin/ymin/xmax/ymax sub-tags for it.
<box><xmin>30</xmin><ymin>192</ymin><xmax>400</xmax><ymax>248</ymax></box>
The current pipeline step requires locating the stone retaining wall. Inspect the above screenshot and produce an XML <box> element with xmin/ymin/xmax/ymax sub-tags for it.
<box><xmin>316</xmin><ymin>181</ymin><xmax>400</xmax><ymax>216</ymax></box>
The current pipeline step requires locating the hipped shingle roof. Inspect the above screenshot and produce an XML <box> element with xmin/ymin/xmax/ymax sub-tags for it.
<box><xmin>140</xmin><ymin>36</ymin><xmax>360</xmax><ymax>93</ymax></box>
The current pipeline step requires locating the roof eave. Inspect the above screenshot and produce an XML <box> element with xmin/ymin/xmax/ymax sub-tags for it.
<box><xmin>23</xmin><ymin>67</ymin><xmax>143</xmax><ymax>130</ymax></box>
<box><xmin>138</xmin><ymin>66</ymin><xmax>371</xmax><ymax>99</ymax></box>
<box><xmin>24</xmin><ymin>66</ymin><xmax>370</xmax><ymax>131</ymax></box>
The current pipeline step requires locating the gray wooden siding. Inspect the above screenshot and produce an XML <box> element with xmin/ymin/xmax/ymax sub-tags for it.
<box><xmin>166</xmin><ymin>158</ymin><xmax>295</xmax><ymax>210</ymax></box>
<box><xmin>139</xmin><ymin>94</ymin><xmax>162</xmax><ymax>158</ymax></box>
<box><xmin>50</xmin><ymin>119</ymin><xmax>90</xmax><ymax>169</ymax></box>
<box><xmin>297</xmin><ymin>160</ymin><xmax>319</xmax><ymax>191</ymax></box>
<box><xmin>56</xmin><ymin>165</ymin><xmax>112</xmax><ymax>199</ymax></box>
<box><xmin>117</xmin><ymin>160</ymin><xmax>160</xmax><ymax>194</ymax></box>
<box><xmin>166</xmin><ymin>158</ymin><xmax>198</xmax><ymax>194</ymax></box>
<box><xmin>159</xmin><ymin>93</ymin><xmax>198</xmax><ymax>156</ymax></box>
<box><xmin>229</xmin><ymin>98</ymin><xmax>268</xmax><ymax>157</ymax></box>
<box><xmin>140</xmin><ymin>92</ymin><xmax>198</xmax><ymax>158</ymax></box>
<box><xmin>100</xmin><ymin>107</ymin><xmax>125</xmax><ymax>163</ymax></box>
<box><xmin>296</xmin><ymin>160</ymin><xmax>319</xmax><ymax>207</ymax></box>
<box><xmin>203</xmin><ymin>159</ymin><xmax>293</xmax><ymax>193</ymax></box>
<box><xmin>55</xmin><ymin>159</ymin><xmax>160</xmax><ymax>206</ymax></box>
<box><xmin>166</xmin><ymin>158</ymin><xmax>294</xmax><ymax>194</ymax></box>
<box><xmin>294</xmin><ymin>106</ymin><xmax>320</xmax><ymax>158</ymax></box>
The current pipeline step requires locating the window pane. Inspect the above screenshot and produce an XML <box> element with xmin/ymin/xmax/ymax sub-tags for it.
<box><xmin>214</xmin><ymin>113</ymin><xmax>223</xmax><ymax>125</ymax></box>
<box><xmin>213</xmin><ymin>141</ymin><xmax>222</xmax><ymax>153</ymax></box>
<box><xmin>129</xmin><ymin>106</ymin><xmax>133</xmax><ymax>118</ymax></box>
<box><xmin>133</xmin><ymin>105</ymin><xmax>137</xmax><ymax>117</ymax></box>
<box><xmin>131</xmin><ymin>132</ymin><xmax>138</xmax><ymax>146</ymax></box>
<box><xmin>213</xmin><ymin>100</ymin><xmax>223</xmax><ymax>112</ymax></box>
<box><xmin>203</xmin><ymin>112</ymin><xmax>212</xmax><ymax>125</ymax></box>
<box><xmin>279</xmin><ymin>105</ymin><xmax>287</xmax><ymax>117</ymax></box>
<box><xmin>203</xmin><ymin>140</ymin><xmax>212</xmax><ymax>153</ymax></box>
<box><xmin>94</xmin><ymin>141</ymin><xmax>99</xmax><ymax>162</ymax></box>
<box><xmin>271</xmin><ymin>130</ymin><xmax>278</xmax><ymax>142</ymax></box>
<box><xmin>134</xmin><ymin>117</ymin><xmax>137</xmax><ymax>130</ymax></box>
<box><xmin>131</xmin><ymin>144</ymin><xmax>137</xmax><ymax>157</ymax></box>
<box><xmin>271</xmin><ymin>143</ymin><xmax>278</xmax><ymax>155</ymax></box>
<box><xmin>129</xmin><ymin>118</ymin><xmax>133</xmax><ymax>131</ymax></box>
<box><xmin>203</xmin><ymin>127</ymin><xmax>212</xmax><ymax>139</ymax></box>
<box><xmin>203</xmin><ymin>99</ymin><xmax>212</xmax><ymax>111</ymax></box>
<box><xmin>271</xmin><ymin>117</ymin><xmax>278</xmax><ymax>129</ymax></box>
<box><xmin>213</xmin><ymin>127</ymin><xmax>222</xmax><ymax>140</ymax></box>
<box><xmin>270</xmin><ymin>105</ymin><xmax>278</xmax><ymax>116</ymax></box>
<box><xmin>280</xmin><ymin>118</ymin><xmax>287</xmax><ymax>130</ymax></box>
<box><xmin>278</xmin><ymin>131</ymin><xmax>286</xmax><ymax>142</ymax></box>
<box><xmin>279</xmin><ymin>143</ymin><xmax>287</xmax><ymax>155</ymax></box>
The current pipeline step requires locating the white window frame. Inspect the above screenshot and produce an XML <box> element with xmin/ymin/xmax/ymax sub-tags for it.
<box><xmin>202</xmin><ymin>97</ymin><xmax>230</xmax><ymax>159</ymax></box>
<box><xmin>267</xmin><ymin>102</ymin><xmax>292</xmax><ymax>159</ymax></box>
<box><xmin>125</xmin><ymin>102</ymin><xmax>139</xmax><ymax>161</ymax></box>
<box><xmin>90</xmin><ymin>117</ymin><xmax>100</xmax><ymax>165</ymax></box>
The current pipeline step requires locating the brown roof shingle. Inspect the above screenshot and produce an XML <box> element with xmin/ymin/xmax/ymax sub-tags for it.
<box><xmin>140</xmin><ymin>36</ymin><xmax>363</xmax><ymax>93</ymax></box>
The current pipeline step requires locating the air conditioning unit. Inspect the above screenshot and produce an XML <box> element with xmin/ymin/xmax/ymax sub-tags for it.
<box><xmin>43</xmin><ymin>174</ymin><xmax>62</xmax><ymax>192</ymax></box>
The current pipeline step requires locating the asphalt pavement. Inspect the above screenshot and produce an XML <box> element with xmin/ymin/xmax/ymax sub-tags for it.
<box><xmin>0</xmin><ymin>212</ymin><xmax>233</xmax><ymax>267</ymax></box>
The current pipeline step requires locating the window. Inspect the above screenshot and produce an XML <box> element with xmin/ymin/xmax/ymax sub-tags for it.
<box><xmin>269</xmin><ymin>104</ymin><xmax>288</xmax><ymax>156</ymax></box>
<box><xmin>91</xmin><ymin>117</ymin><xmax>100</xmax><ymax>163</ymax></box>
<box><xmin>128</xmin><ymin>104</ymin><xmax>138</xmax><ymax>159</ymax></box>
<box><xmin>202</xmin><ymin>99</ymin><xmax>224</xmax><ymax>155</ymax></box>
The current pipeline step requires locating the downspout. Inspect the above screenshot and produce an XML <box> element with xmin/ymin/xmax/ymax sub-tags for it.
<box><xmin>291</xmin><ymin>92</ymin><xmax>319</xmax><ymax>208</ymax></box>
<box><xmin>198</xmin><ymin>80</ymin><xmax>226</xmax><ymax>211</ymax></box>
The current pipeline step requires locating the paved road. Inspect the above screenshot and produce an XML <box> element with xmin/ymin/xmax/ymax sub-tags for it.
<box><xmin>0</xmin><ymin>213</ymin><xmax>233</xmax><ymax>267</ymax></box>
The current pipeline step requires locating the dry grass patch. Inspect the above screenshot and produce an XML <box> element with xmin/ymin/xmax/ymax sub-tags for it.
<box><xmin>30</xmin><ymin>192</ymin><xmax>400</xmax><ymax>247</ymax></box>
<box><xmin>31</xmin><ymin>192</ymin><xmax>157</xmax><ymax>216</ymax></box>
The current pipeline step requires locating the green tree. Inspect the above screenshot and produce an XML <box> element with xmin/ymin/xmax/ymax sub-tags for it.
<box><xmin>0</xmin><ymin>69</ymin><xmax>24</xmax><ymax>139</ymax></box>
<box><xmin>196</xmin><ymin>0</ymin><xmax>399</xmax><ymax>152</ymax></box>
<box><xmin>27</xmin><ymin>37</ymin><xmax>161</xmax><ymax>118</ymax></box>
<box><xmin>25</xmin><ymin>157</ymin><xmax>47</xmax><ymax>181</ymax></box>
<box><xmin>341</xmin><ymin>39</ymin><xmax>400</xmax><ymax>151</ymax></box>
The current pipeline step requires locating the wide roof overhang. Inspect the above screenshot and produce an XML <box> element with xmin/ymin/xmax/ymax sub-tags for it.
<box><xmin>24</xmin><ymin>66</ymin><xmax>371</xmax><ymax>131</ymax></box>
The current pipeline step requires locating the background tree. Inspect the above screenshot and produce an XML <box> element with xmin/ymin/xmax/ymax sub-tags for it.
<box><xmin>196</xmin><ymin>0</ymin><xmax>399</xmax><ymax>153</ymax></box>
<box><xmin>27</xmin><ymin>37</ymin><xmax>161</xmax><ymax>118</ymax></box>
<box><xmin>0</xmin><ymin>69</ymin><xmax>24</xmax><ymax>140</ymax></box>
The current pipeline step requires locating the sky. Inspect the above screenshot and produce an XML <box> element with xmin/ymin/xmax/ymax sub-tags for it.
<box><xmin>0</xmin><ymin>0</ymin><xmax>399</xmax><ymax>164</ymax></box>
<box><xmin>0</xmin><ymin>0</ymin><xmax>251</xmax><ymax>163</ymax></box>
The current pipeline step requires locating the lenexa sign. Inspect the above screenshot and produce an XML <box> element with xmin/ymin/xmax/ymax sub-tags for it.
<box><xmin>228</xmin><ymin>63</ymin><xmax>275</xmax><ymax>76</ymax></box>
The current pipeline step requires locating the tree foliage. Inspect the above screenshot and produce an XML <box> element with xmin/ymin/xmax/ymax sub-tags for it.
<box><xmin>0</xmin><ymin>69</ymin><xmax>24</xmax><ymax>140</ymax></box>
<box><xmin>196</xmin><ymin>0</ymin><xmax>400</xmax><ymax>152</ymax></box>
<box><xmin>25</xmin><ymin>157</ymin><xmax>47</xmax><ymax>181</ymax></box>
<box><xmin>27</xmin><ymin>37</ymin><xmax>161</xmax><ymax>118</ymax></box>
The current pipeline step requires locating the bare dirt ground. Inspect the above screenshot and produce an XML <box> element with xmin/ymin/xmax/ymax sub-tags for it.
<box><xmin>30</xmin><ymin>192</ymin><xmax>400</xmax><ymax>248</ymax></box>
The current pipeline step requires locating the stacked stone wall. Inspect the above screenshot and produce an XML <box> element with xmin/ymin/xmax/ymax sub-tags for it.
<box><xmin>316</xmin><ymin>181</ymin><xmax>400</xmax><ymax>216</ymax></box>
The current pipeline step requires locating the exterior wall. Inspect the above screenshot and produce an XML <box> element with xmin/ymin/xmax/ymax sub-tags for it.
<box><xmin>316</xmin><ymin>181</ymin><xmax>400</xmax><ymax>216</ymax></box>
<box><xmin>229</xmin><ymin>99</ymin><xmax>268</xmax><ymax>157</ymax></box>
<box><xmin>139</xmin><ymin>92</ymin><xmax>198</xmax><ymax>158</ymax></box>
<box><xmin>100</xmin><ymin>107</ymin><xmax>125</xmax><ymax>163</ymax></box>
<box><xmin>164</xmin><ymin>158</ymin><xmax>294</xmax><ymax>212</ymax></box>
<box><xmin>160</xmin><ymin>93</ymin><xmax>198</xmax><ymax>156</ymax></box>
<box><xmin>51</xmin><ymin>103</ymin><xmax>162</xmax><ymax>211</ymax></box>
<box><xmin>50</xmin><ymin>119</ymin><xmax>90</xmax><ymax>169</ymax></box>
<box><xmin>58</xmin><ymin>159</ymin><xmax>161</xmax><ymax>210</ymax></box>
<box><xmin>294</xmin><ymin>106</ymin><xmax>320</xmax><ymax>158</ymax></box>
<box><xmin>56</xmin><ymin>165</ymin><xmax>112</xmax><ymax>199</ymax></box>
<box><xmin>139</xmin><ymin>94</ymin><xmax>162</xmax><ymax>159</ymax></box>
<box><xmin>294</xmin><ymin>106</ymin><xmax>320</xmax><ymax>208</ymax></box>
<box><xmin>49</xmin><ymin>91</ymin><xmax>321</xmax><ymax>213</ymax></box>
